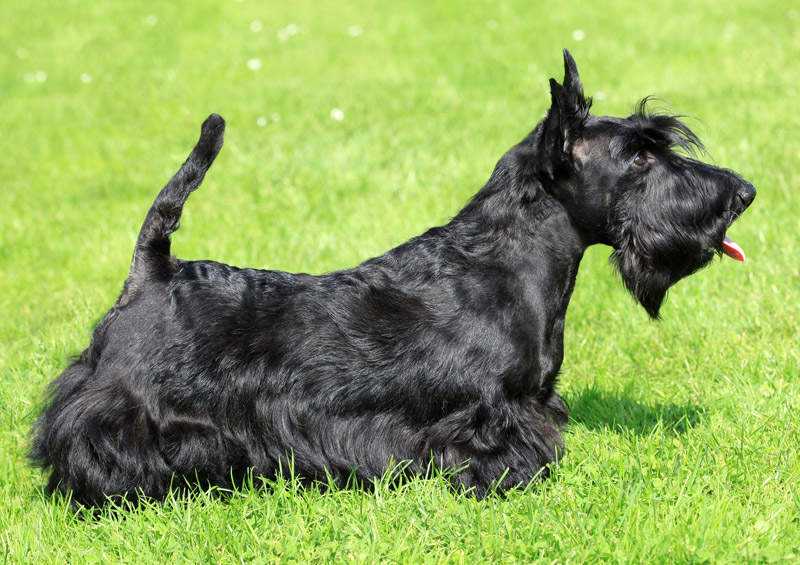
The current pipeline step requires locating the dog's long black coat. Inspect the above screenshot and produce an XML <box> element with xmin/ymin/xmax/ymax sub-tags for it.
<box><xmin>31</xmin><ymin>50</ymin><xmax>754</xmax><ymax>506</ymax></box>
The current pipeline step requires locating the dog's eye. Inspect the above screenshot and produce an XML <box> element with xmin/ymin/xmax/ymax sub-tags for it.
<box><xmin>633</xmin><ymin>152</ymin><xmax>648</xmax><ymax>167</ymax></box>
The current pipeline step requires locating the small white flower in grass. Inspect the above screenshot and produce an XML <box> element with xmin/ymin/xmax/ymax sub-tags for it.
<box><xmin>144</xmin><ymin>14</ymin><xmax>158</xmax><ymax>26</ymax></box>
<box><xmin>277</xmin><ymin>23</ymin><xmax>300</xmax><ymax>42</ymax></box>
<box><xmin>250</xmin><ymin>20</ymin><xmax>263</xmax><ymax>32</ymax></box>
<box><xmin>80</xmin><ymin>73</ymin><xmax>92</xmax><ymax>84</ymax></box>
<box><xmin>256</xmin><ymin>116</ymin><xmax>267</xmax><ymax>127</ymax></box>
<box><xmin>572</xmin><ymin>29</ymin><xmax>585</xmax><ymax>41</ymax></box>
<box><xmin>247</xmin><ymin>58</ymin><xmax>262</xmax><ymax>71</ymax></box>
<box><xmin>35</xmin><ymin>70</ymin><xmax>47</xmax><ymax>83</ymax></box>
<box><xmin>330</xmin><ymin>108</ymin><xmax>344</xmax><ymax>121</ymax></box>
<box><xmin>347</xmin><ymin>25</ymin><xmax>363</xmax><ymax>37</ymax></box>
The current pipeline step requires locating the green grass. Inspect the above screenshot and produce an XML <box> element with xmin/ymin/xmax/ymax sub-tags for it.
<box><xmin>2</xmin><ymin>0</ymin><xmax>799</xmax><ymax>562</ymax></box>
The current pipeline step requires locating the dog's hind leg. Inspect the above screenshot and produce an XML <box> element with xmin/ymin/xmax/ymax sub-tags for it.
<box><xmin>31</xmin><ymin>360</ymin><xmax>178</xmax><ymax>507</ymax></box>
<box><xmin>125</xmin><ymin>114</ymin><xmax>225</xmax><ymax>294</ymax></box>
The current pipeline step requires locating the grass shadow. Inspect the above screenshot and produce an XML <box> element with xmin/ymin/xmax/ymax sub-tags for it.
<box><xmin>566</xmin><ymin>384</ymin><xmax>706</xmax><ymax>435</ymax></box>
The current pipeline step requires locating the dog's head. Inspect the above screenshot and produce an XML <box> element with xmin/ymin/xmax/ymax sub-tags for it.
<box><xmin>538</xmin><ymin>49</ymin><xmax>755</xmax><ymax>318</ymax></box>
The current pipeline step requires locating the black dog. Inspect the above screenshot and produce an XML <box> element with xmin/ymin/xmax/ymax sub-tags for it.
<box><xmin>31</xmin><ymin>50</ymin><xmax>755</xmax><ymax>506</ymax></box>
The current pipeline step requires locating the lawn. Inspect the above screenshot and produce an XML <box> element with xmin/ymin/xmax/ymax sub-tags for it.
<box><xmin>2</xmin><ymin>0</ymin><xmax>799</xmax><ymax>562</ymax></box>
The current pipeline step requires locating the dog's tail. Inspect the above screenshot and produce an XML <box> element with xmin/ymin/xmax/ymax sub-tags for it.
<box><xmin>126</xmin><ymin>114</ymin><xmax>225</xmax><ymax>289</ymax></box>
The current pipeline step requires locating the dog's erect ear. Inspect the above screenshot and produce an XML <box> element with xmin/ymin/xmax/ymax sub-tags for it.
<box><xmin>560</xmin><ymin>49</ymin><xmax>585</xmax><ymax>103</ymax></box>
<box><xmin>541</xmin><ymin>49</ymin><xmax>591</xmax><ymax>172</ymax></box>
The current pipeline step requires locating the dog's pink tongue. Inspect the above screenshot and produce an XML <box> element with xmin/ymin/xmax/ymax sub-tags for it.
<box><xmin>722</xmin><ymin>236</ymin><xmax>745</xmax><ymax>262</ymax></box>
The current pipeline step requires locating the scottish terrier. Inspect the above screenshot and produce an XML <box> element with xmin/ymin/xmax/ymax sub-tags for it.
<box><xmin>31</xmin><ymin>50</ymin><xmax>755</xmax><ymax>506</ymax></box>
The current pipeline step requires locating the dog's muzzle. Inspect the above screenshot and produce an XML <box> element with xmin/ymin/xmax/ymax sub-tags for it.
<box><xmin>721</xmin><ymin>183</ymin><xmax>756</xmax><ymax>262</ymax></box>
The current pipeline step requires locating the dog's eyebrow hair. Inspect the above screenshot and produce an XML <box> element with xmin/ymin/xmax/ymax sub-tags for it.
<box><xmin>609</xmin><ymin>128</ymin><xmax>679</xmax><ymax>161</ymax></box>
<box><xmin>628</xmin><ymin>98</ymin><xmax>705</xmax><ymax>156</ymax></box>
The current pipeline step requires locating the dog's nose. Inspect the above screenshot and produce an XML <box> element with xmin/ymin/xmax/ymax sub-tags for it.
<box><xmin>736</xmin><ymin>183</ymin><xmax>756</xmax><ymax>209</ymax></box>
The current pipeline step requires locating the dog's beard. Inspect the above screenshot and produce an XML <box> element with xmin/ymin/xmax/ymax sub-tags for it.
<box><xmin>610</xmin><ymin>235</ymin><xmax>718</xmax><ymax>319</ymax></box>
